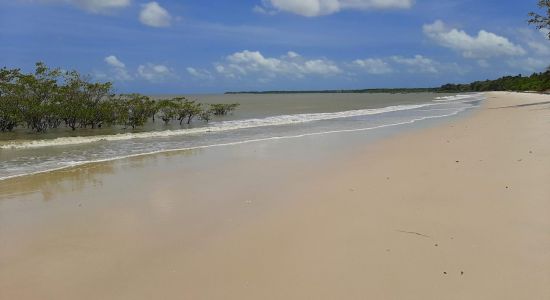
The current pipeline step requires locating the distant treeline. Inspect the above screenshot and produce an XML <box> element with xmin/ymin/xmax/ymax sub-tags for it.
<box><xmin>226</xmin><ymin>70</ymin><xmax>550</xmax><ymax>94</ymax></box>
<box><xmin>439</xmin><ymin>70</ymin><xmax>550</xmax><ymax>93</ymax></box>
<box><xmin>0</xmin><ymin>63</ymin><xmax>239</xmax><ymax>133</ymax></box>
<box><xmin>225</xmin><ymin>88</ymin><xmax>437</xmax><ymax>94</ymax></box>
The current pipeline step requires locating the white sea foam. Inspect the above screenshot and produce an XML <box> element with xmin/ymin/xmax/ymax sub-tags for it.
<box><xmin>0</xmin><ymin>106</ymin><xmax>472</xmax><ymax>182</ymax></box>
<box><xmin>0</xmin><ymin>103</ymin><xmax>434</xmax><ymax>150</ymax></box>
<box><xmin>434</xmin><ymin>93</ymin><xmax>484</xmax><ymax>102</ymax></box>
<box><xmin>0</xmin><ymin>93</ymin><xmax>485</xmax><ymax>181</ymax></box>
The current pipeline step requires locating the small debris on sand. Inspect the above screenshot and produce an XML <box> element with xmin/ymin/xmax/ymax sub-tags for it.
<box><xmin>396</xmin><ymin>230</ymin><xmax>430</xmax><ymax>238</ymax></box>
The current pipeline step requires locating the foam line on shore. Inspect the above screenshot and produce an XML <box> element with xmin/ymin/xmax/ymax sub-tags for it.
<box><xmin>434</xmin><ymin>93</ymin><xmax>483</xmax><ymax>102</ymax></box>
<box><xmin>0</xmin><ymin>103</ymin><xmax>436</xmax><ymax>150</ymax></box>
<box><xmin>0</xmin><ymin>106</ymin><xmax>474</xmax><ymax>182</ymax></box>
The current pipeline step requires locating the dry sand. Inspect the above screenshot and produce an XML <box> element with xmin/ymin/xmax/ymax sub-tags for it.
<box><xmin>1</xmin><ymin>91</ymin><xmax>549</xmax><ymax>299</ymax></box>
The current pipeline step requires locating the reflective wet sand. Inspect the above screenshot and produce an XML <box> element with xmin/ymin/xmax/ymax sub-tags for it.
<box><xmin>1</xmin><ymin>92</ymin><xmax>549</xmax><ymax>299</ymax></box>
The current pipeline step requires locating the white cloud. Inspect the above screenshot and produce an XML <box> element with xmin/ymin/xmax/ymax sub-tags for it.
<box><xmin>104</xmin><ymin>55</ymin><xmax>132</xmax><ymax>80</ymax></box>
<box><xmin>505</xmin><ymin>28</ymin><xmax>550</xmax><ymax>73</ymax></box>
<box><xmin>257</xmin><ymin>0</ymin><xmax>413</xmax><ymax>17</ymax></box>
<box><xmin>205</xmin><ymin>51</ymin><xmax>471</xmax><ymax>82</ymax></box>
<box><xmin>104</xmin><ymin>55</ymin><xmax>125</xmax><ymax>68</ymax></box>
<box><xmin>75</xmin><ymin>0</ymin><xmax>130</xmax><ymax>12</ymax></box>
<box><xmin>528</xmin><ymin>40</ymin><xmax>550</xmax><ymax>56</ymax></box>
<box><xmin>353</xmin><ymin>58</ymin><xmax>393</xmax><ymax>74</ymax></box>
<box><xmin>391</xmin><ymin>55</ymin><xmax>439</xmax><ymax>73</ymax></box>
<box><xmin>253</xmin><ymin>3</ymin><xmax>277</xmax><ymax>15</ymax></box>
<box><xmin>507</xmin><ymin>58</ymin><xmax>549</xmax><ymax>73</ymax></box>
<box><xmin>517</xmin><ymin>28</ymin><xmax>550</xmax><ymax>56</ymax></box>
<box><xmin>423</xmin><ymin>20</ymin><xmax>526</xmax><ymax>59</ymax></box>
<box><xmin>352</xmin><ymin>55</ymin><xmax>469</xmax><ymax>75</ymax></box>
<box><xmin>137</xmin><ymin>63</ymin><xmax>175</xmax><ymax>81</ymax></box>
<box><xmin>286</xmin><ymin>51</ymin><xmax>300</xmax><ymax>58</ymax></box>
<box><xmin>37</xmin><ymin>0</ymin><xmax>131</xmax><ymax>13</ymax></box>
<box><xmin>101</xmin><ymin>56</ymin><xmax>177</xmax><ymax>82</ymax></box>
<box><xmin>215</xmin><ymin>50</ymin><xmax>341</xmax><ymax>79</ymax></box>
<box><xmin>186</xmin><ymin>67</ymin><xmax>213</xmax><ymax>80</ymax></box>
<box><xmin>477</xmin><ymin>59</ymin><xmax>490</xmax><ymax>68</ymax></box>
<box><xmin>302</xmin><ymin>59</ymin><xmax>342</xmax><ymax>75</ymax></box>
<box><xmin>139</xmin><ymin>2</ymin><xmax>172</xmax><ymax>27</ymax></box>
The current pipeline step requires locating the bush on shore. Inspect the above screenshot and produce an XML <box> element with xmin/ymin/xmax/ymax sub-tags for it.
<box><xmin>0</xmin><ymin>63</ymin><xmax>239</xmax><ymax>133</ymax></box>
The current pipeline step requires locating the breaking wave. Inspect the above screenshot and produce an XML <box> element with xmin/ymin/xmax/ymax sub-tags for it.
<box><xmin>0</xmin><ymin>103</ymin><xmax>434</xmax><ymax>150</ymax></box>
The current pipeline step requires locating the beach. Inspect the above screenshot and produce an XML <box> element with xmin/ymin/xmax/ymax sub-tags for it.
<box><xmin>1</xmin><ymin>91</ymin><xmax>549</xmax><ymax>299</ymax></box>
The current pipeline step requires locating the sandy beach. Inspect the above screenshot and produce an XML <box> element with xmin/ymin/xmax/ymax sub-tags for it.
<box><xmin>1</xmin><ymin>91</ymin><xmax>549</xmax><ymax>299</ymax></box>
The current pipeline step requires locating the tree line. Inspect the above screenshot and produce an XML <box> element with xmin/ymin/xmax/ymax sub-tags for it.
<box><xmin>0</xmin><ymin>63</ymin><xmax>239</xmax><ymax>133</ymax></box>
<box><xmin>225</xmin><ymin>88</ymin><xmax>436</xmax><ymax>94</ymax></box>
<box><xmin>439</xmin><ymin>70</ymin><xmax>550</xmax><ymax>93</ymax></box>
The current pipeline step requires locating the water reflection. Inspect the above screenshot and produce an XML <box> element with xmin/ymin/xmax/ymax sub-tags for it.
<box><xmin>0</xmin><ymin>148</ymin><xmax>204</xmax><ymax>202</ymax></box>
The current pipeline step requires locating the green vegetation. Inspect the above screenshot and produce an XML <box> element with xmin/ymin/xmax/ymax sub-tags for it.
<box><xmin>209</xmin><ymin>103</ymin><xmax>240</xmax><ymax>115</ymax></box>
<box><xmin>435</xmin><ymin>1</ymin><xmax>547</xmax><ymax>93</ymax></box>
<box><xmin>529</xmin><ymin>0</ymin><xmax>550</xmax><ymax>39</ymax></box>
<box><xmin>0</xmin><ymin>63</ymin><xmax>239</xmax><ymax>133</ymax></box>
<box><xmin>225</xmin><ymin>88</ymin><xmax>437</xmax><ymax>95</ymax></box>
<box><xmin>439</xmin><ymin>71</ymin><xmax>550</xmax><ymax>93</ymax></box>
<box><xmin>227</xmin><ymin>71</ymin><xmax>550</xmax><ymax>95</ymax></box>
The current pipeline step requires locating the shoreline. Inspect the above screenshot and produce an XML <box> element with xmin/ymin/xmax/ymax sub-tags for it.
<box><xmin>0</xmin><ymin>94</ymin><xmax>479</xmax><ymax>182</ymax></box>
<box><xmin>1</xmin><ymin>92</ymin><xmax>549</xmax><ymax>299</ymax></box>
<box><xmin>0</xmin><ymin>111</ymin><xmax>469</xmax><ymax>183</ymax></box>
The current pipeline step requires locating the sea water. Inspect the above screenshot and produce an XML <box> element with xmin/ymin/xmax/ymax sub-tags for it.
<box><xmin>0</xmin><ymin>93</ymin><xmax>484</xmax><ymax>180</ymax></box>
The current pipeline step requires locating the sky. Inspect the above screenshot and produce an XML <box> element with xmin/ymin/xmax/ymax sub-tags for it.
<box><xmin>0</xmin><ymin>0</ymin><xmax>549</xmax><ymax>94</ymax></box>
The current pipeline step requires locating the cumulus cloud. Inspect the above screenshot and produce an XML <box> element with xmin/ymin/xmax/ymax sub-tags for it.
<box><xmin>423</xmin><ymin>20</ymin><xmax>526</xmax><ymax>59</ymax></box>
<box><xmin>352</xmin><ymin>58</ymin><xmax>393</xmax><ymax>74</ymax></box>
<box><xmin>37</xmin><ymin>0</ymin><xmax>131</xmax><ymax>13</ymax></box>
<box><xmin>101</xmin><ymin>56</ymin><xmax>177</xmax><ymax>82</ymax></box>
<box><xmin>253</xmin><ymin>1</ymin><xmax>278</xmax><ymax>15</ymax></box>
<box><xmin>215</xmin><ymin>50</ymin><xmax>342</xmax><ymax>79</ymax></box>
<box><xmin>528</xmin><ymin>40</ymin><xmax>550</xmax><ymax>56</ymax></box>
<box><xmin>507</xmin><ymin>57</ymin><xmax>549</xmax><ymax>73</ymax></box>
<box><xmin>503</xmin><ymin>28</ymin><xmax>550</xmax><ymax>73</ymax></box>
<box><xmin>104</xmin><ymin>55</ymin><xmax>132</xmax><ymax>80</ymax></box>
<box><xmin>137</xmin><ymin>63</ymin><xmax>175</xmax><ymax>81</ymax></box>
<box><xmin>202</xmin><ymin>51</ymin><xmax>470</xmax><ymax>82</ymax></box>
<box><xmin>391</xmin><ymin>55</ymin><xmax>440</xmax><ymax>73</ymax></box>
<box><xmin>352</xmin><ymin>54</ymin><xmax>468</xmax><ymax>75</ymax></box>
<box><xmin>517</xmin><ymin>28</ymin><xmax>550</xmax><ymax>56</ymax></box>
<box><xmin>139</xmin><ymin>2</ymin><xmax>172</xmax><ymax>27</ymax></box>
<box><xmin>186</xmin><ymin>67</ymin><xmax>213</xmax><ymax>80</ymax></box>
<box><xmin>105</xmin><ymin>55</ymin><xmax>126</xmax><ymax>68</ymax></box>
<box><xmin>257</xmin><ymin>0</ymin><xmax>413</xmax><ymax>17</ymax></box>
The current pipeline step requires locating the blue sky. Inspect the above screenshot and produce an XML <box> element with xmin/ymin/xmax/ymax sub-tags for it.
<box><xmin>0</xmin><ymin>0</ymin><xmax>548</xmax><ymax>93</ymax></box>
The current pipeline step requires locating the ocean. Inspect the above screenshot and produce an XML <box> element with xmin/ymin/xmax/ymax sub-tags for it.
<box><xmin>0</xmin><ymin>92</ymin><xmax>484</xmax><ymax>181</ymax></box>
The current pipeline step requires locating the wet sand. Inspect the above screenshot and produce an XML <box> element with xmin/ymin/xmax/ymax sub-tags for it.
<box><xmin>1</xmin><ymin>92</ymin><xmax>549</xmax><ymax>299</ymax></box>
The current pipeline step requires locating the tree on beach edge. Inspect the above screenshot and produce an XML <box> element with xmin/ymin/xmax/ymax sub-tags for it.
<box><xmin>0</xmin><ymin>62</ymin><xmax>239</xmax><ymax>133</ymax></box>
<box><xmin>529</xmin><ymin>0</ymin><xmax>550</xmax><ymax>39</ymax></box>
